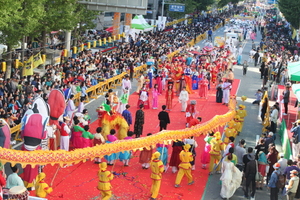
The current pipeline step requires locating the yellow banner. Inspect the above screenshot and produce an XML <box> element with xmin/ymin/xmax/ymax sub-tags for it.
<box><xmin>22</xmin><ymin>56</ymin><xmax>33</xmax><ymax>76</ymax></box>
<box><xmin>33</xmin><ymin>52</ymin><xmax>44</xmax><ymax>68</ymax></box>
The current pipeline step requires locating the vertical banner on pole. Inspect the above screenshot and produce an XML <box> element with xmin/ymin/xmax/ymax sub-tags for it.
<box><xmin>113</xmin><ymin>12</ymin><xmax>121</xmax><ymax>36</ymax></box>
<box><xmin>124</xmin><ymin>13</ymin><xmax>132</xmax><ymax>42</ymax></box>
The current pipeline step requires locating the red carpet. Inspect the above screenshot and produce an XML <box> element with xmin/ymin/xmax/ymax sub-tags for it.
<box><xmin>43</xmin><ymin>80</ymin><xmax>240</xmax><ymax>200</ymax></box>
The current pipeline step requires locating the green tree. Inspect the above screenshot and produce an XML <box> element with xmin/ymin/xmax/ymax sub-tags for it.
<box><xmin>0</xmin><ymin>0</ymin><xmax>46</xmax><ymax>78</ymax></box>
<box><xmin>72</xmin><ymin>5</ymin><xmax>99</xmax><ymax>46</ymax></box>
<box><xmin>278</xmin><ymin>0</ymin><xmax>300</xmax><ymax>29</ymax></box>
<box><xmin>167</xmin><ymin>0</ymin><xmax>199</xmax><ymax>19</ymax></box>
<box><xmin>195</xmin><ymin>0</ymin><xmax>215</xmax><ymax>11</ymax></box>
<box><xmin>36</xmin><ymin>0</ymin><xmax>79</xmax><ymax>52</ymax></box>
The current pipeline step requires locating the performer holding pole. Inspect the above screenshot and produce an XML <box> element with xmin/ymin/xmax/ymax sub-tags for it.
<box><xmin>150</xmin><ymin>152</ymin><xmax>164</xmax><ymax>200</ymax></box>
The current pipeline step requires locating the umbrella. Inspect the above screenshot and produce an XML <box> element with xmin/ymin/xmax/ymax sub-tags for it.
<box><xmin>105</xmin><ymin>26</ymin><xmax>113</xmax><ymax>33</ymax></box>
<box><xmin>188</xmin><ymin>51</ymin><xmax>204</xmax><ymax>55</ymax></box>
<box><xmin>203</xmin><ymin>46</ymin><xmax>213</xmax><ymax>52</ymax></box>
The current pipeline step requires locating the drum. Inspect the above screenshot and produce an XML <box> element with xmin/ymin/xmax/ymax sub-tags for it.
<box><xmin>8</xmin><ymin>186</ymin><xmax>29</xmax><ymax>200</ymax></box>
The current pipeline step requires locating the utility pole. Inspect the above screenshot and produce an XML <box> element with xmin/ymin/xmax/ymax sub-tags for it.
<box><xmin>162</xmin><ymin>0</ymin><xmax>165</xmax><ymax>17</ymax></box>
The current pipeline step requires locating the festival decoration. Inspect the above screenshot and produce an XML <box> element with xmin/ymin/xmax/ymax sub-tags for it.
<box><xmin>96</xmin><ymin>107</ymin><xmax>128</xmax><ymax>140</ymax></box>
<box><xmin>0</xmin><ymin>100</ymin><xmax>236</xmax><ymax>167</ymax></box>
<box><xmin>241</xmin><ymin>95</ymin><xmax>247</xmax><ymax>102</ymax></box>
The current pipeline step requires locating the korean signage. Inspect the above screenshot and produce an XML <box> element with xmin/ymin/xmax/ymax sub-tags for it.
<box><xmin>169</xmin><ymin>5</ymin><xmax>185</xmax><ymax>12</ymax></box>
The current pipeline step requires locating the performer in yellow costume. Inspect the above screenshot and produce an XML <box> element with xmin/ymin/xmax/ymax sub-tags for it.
<box><xmin>209</xmin><ymin>132</ymin><xmax>225</xmax><ymax>175</ymax></box>
<box><xmin>232</xmin><ymin>115</ymin><xmax>241</xmax><ymax>135</ymax></box>
<box><xmin>35</xmin><ymin>172</ymin><xmax>53</xmax><ymax>198</ymax></box>
<box><xmin>98</xmin><ymin>162</ymin><xmax>114</xmax><ymax>200</ymax></box>
<box><xmin>175</xmin><ymin>144</ymin><xmax>194</xmax><ymax>188</ymax></box>
<box><xmin>236</xmin><ymin>104</ymin><xmax>247</xmax><ymax>133</ymax></box>
<box><xmin>224</xmin><ymin>121</ymin><xmax>237</xmax><ymax>144</ymax></box>
<box><xmin>150</xmin><ymin>152</ymin><xmax>164</xmax><ymax>200</ymax></box>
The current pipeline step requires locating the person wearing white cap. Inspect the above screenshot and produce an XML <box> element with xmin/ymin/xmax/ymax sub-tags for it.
<box><xmin>278</xmin><ymin>153</ymin><xmax>288</xmax><ymax>174</ymax></box>
<box><xmin>286</xmin><ymin>170</ymin><xmax>299</xmax><ymax>200</ymax></box>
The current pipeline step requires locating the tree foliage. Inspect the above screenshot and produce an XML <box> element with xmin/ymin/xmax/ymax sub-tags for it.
<box><xmin>278</xmin><ymin>0</ymin><xmax>300</xmax><ymax>29</ymax></box>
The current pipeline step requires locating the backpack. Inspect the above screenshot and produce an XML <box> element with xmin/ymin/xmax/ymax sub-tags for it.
<box><xmin>275</xmin><ymin>172</ymin><xmax>285</xmax><ymax>189</ymax></box>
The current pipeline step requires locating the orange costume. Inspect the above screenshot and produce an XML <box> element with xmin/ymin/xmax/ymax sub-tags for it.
<box><xmin>165</xmin><ymin>84</ymin><xmax>174</xmax><ymax>110</ymax></box>
<box><xmin>35</xmin><ymin>173</ymin><xmax>53</xmax><ymax>198</ymax></box>
<box><xmin>174</xmin><ymin>66</ymin><xmax>183</xmax><ymax>93</ymax></box>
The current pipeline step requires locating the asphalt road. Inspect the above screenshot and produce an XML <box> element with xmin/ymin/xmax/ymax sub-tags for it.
<box><xmin>199</xmin><ymin>25</ymin><xmax>286</xmax><ymax>200</ymax></box>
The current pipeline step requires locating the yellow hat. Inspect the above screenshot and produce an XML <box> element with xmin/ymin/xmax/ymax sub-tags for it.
<box><xmin>234</xmin><ymin>115</ymin><xmax>240</xmax><ymax>120</ymax></box>
<box><xmin>99</xmin><ymin>162</ymin><xmax>107</xmax><ymax>171</ymax></box>
<box><xmin>214</xmin><ymin>131</ymin><xmax>221</xmax><ymax>139</ymax></box>
<box><xmin>228</xmin><ymin>120</ymin><xmax>235</xmax><ymax>128</ymax></box>
<box><xmin>183</xmin><ymin>144</ymin><xmax>191</xmax><ymax>151</ymax></box>
<box><xmin>37</xmin><ymin>172</ymin><xmax>46</xmax><ymax>183</ymax></box>
<box><xmin>152</xmin><ymin>151</ymin><xmax>161</xmax><ymax>160</ymax></box>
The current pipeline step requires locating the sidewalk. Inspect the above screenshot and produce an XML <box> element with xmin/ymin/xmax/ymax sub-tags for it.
<box><xmin>201</xmin><ymin>29</ymin><xmax>287</xmax><ymax>200</ymax></box>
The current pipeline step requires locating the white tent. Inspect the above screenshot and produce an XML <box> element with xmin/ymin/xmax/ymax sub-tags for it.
<box><xmin>131</xmin><ymin>15</ymin><xmax>153</xmax><ymax>32</ymax></box>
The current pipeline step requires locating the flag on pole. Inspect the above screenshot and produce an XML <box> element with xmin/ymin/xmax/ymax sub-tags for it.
<box><xmin>33</xmin><ymin>52</ymin><xmax>44</xmax><ymax>68</ymax></box>
<box><xmin>23</xmin><ymin>56</ymin><xmax>34</xmax><ymax>76</ymax></box>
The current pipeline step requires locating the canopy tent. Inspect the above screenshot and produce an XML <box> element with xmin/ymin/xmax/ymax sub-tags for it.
<box><xmin>288</xmin><ymin>61</ymin><xmax>300</xmax><ymax>81</ymax></box>
<box><xmin>292</xmin><ymin>84</ymin><xmax>300</xmax><ymax>102</ymax></box>
<box><xmin>131</xmin><ymin>15</ymin><xmax>153</xmax><ymax>32</ymax></box>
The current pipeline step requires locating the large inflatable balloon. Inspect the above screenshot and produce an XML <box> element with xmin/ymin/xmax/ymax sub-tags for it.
<box><xmin>48</xmin><ymin>89</ymin><xmax>66</xmax><ymax>128</ymax></box>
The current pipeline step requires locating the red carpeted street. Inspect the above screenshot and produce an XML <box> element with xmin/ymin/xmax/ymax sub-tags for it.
<box><xmin>42</xmin><ymin>79</ymin><xmax>240</xmax><ymax>200</ymax></box>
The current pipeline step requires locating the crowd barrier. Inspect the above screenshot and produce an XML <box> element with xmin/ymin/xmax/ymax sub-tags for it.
<box><xmin>9</xmin><ymin>21</ymin><xmax>224</xmax><ymax>143</ymax></box>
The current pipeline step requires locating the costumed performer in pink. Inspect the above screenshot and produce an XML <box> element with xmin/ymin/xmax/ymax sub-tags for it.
<box><xmin>199</xmin><ymin>76</ymin><xmax>209</xmax><ymax>99</ymax></box>
<box><xmin>152</xmin><ymin>84</ymin><xmax>160</xmax><ymax>109</ymax></box>
<box><xmin>201</xmin><ymin>132</ymin><xmax>214</xmax><ymax>169</ymax></box>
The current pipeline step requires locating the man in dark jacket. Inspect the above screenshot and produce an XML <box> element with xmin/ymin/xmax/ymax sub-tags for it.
<box><xmin>158</xmin><ymin>105</ymin><xmax>170</xmax><ymax>131</ymax></box>
<box><xmin>244</xmin><ymin>153</ymin><xmax>257</xmax><ymax>199</ymax></box>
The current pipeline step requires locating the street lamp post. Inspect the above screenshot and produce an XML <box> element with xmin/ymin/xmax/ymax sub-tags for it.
<box><xmin>162</xmin><ymin>0</ymin><xmax>165</xmax><ymax>17</ymax></box>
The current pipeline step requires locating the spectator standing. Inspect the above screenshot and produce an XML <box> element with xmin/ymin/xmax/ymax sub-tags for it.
<box><xmin>283</xmin><ymin>85</ymin><xmax>290</xmax><ymax>115</ymax></box>
<box><xmin>268</xmin><ymin>163</ymin><xmax>281</xmax><ymax>200</ymax></box>
<box><xmin>235</xmin><ymin>139</ymin><xmax>246</xmax><ymax>171</ymax></box>
<box><xmin>286</xmin><ymin>170</ymin><xmax>299</xmax><ymax>200</ymax></box>
<box><xmin>244</xmin><ymin>153</ymin><xmax>257</xmax><ymax>200</ymax></box>
<box><xmin>291</xmin><ymin>121</ymin><xmax>300</xmax><ymax>160</ymax></box>
<box><xmin>207</xmin><ymin>29</ymin><xmax>213</xmax><ymax>41</ymax></box>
